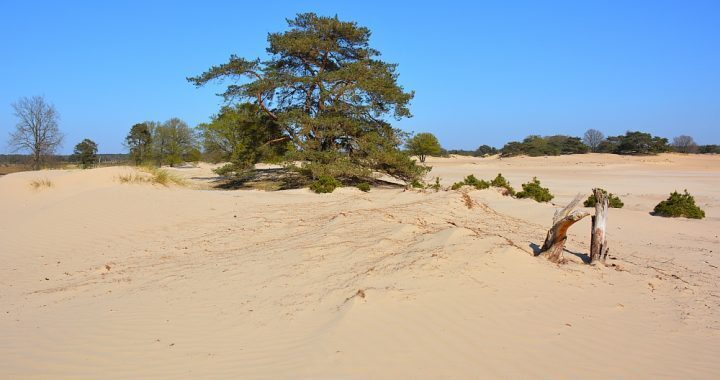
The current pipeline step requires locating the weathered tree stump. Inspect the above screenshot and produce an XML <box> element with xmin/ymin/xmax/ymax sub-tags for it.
<box><xmin>540</xmin><ymin>209</ymin><xmax>590</xmax><ymax>263</ymax></box>
<box><xmin>590</xmin><ymin>188</ymin><xmax>609</xmax><ymax>263</ymax></box>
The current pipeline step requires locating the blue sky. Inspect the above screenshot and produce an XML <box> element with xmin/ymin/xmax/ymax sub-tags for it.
<box><xmin>1</xmin><ymin>0</ymin><xmax>718</xmax><ymax>153</ymax></box>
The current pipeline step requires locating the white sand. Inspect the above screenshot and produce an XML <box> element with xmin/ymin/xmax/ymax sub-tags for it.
<box><xmin>1</xmin><ymin>154</ymin><xmax>719</xmax><ymax>379</ymax></box>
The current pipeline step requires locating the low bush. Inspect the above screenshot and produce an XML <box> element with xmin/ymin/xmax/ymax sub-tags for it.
<box><xmin>357</xmin><ymin>182</ymin><xmax>371</xmax><ymax>192</ymax></box>
<box><xmin>653</xmin><ymin>190</ymin><xmax>705</xmax><ymax>219</ymax></box>
<box><xmin>310</xmin><ymin>175</ymin><xmax>341</xmax><ymax>193</ymax></box>
<box><xmin>451</xmin><ymin>174</ymin><xmax>490</xmax><ymax>190</ymax></box>
<box><xmin>516</xmin><ymin>177</ymin><xmax>554</xmax><ymax>202</ymax></box>
<box><xmin>584</xmin><ymin>189</ymin><xmax>624</xmax><ymax>208</ymax></box>
<box><xmin>490</xmin><ymin>173</ymin><xmax>515</xmax><ymax>196</ymax></box>
<box><xmin>410</xmin><ymin>179</ymin><xmax>425</xmax><ymax>189</ymax></box>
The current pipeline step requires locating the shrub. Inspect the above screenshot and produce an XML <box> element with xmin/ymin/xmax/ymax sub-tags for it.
<box><xmin>584</xmin><ymin>189</ymin><xmax>624</xmax><ymax>208</ymax></box>
<box><xmin>490</xmin><ymin>173</ymin><xmax>515</xmax><ymax>195</ymax></box>
<box><xmin>653</xmin><ymin>190</ymin><xmax>705</xmax><ymax>219</ymax></box>
<box><xmin>428</xmin><ymin>177</ymin><xmax>442</xmax><ymax>192</ymax></box>
<box><xmin>516</xmin><ymin>177</ymin><xmax>554</xmax><ymax>202</ymax></box>
<box><xmin>310</xmin><ymin>175</ymin><xmax>341</xmax><ymax>193</ymax></box>
<box><xmin>410</xmin><ymin>179</ymin><xmax>425</xmax><ymax>189</ymax></box>
<box><xmin>451</xmin><ymin>174</ymin><xmax>489</xmax><ymax>190</ymax></box>
<box><xmin>357</xmin><ymin>182</ymin><xmax>371</xmax><ymax>192</ymax></box>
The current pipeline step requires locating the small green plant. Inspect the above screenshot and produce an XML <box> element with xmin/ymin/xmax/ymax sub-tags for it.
<box><xmin>29</xmin><ymin>178</ymin><xmax>53</xmax><ymax>189</ymax></box>
<box><xmin>490</xmin><ymin>173</ymin><xmax>515</xmax><ymax>196</ymax></box>
<box><xmin>516</xmin><ymin>177</ymin><xmax>554</xmax><ymax>202</ymax></box>
<box><xmin>310</xmin><ymin>175</ymin><xmax>341</xmax><ymax>193</ymax></box>
<box><xmin>429</xmin><ymin>177</ymin><xmax>442</xmax><ymax>192</ymax></box>
<box><xmin>653</xmin><ymin>190</ymin><xmax>705</xmax><ymax>219</ymax></box>
<box><xmin>357</xmin><ymin>182</ymin><xmax>371</xmax><ymax>192</ymax></box>
<box><xmin>584</xmin><ymin>189</ymin><xmax>624</xmax><ymax>208</ymax></box>
<box><xmin>451</xmin><ymin>174</ymin><xmax>489</xmax><ymax>190</ymax></box>
<box><xmin>410</xmin><ymin>179</ymin><xmax>425</xmax><ymax>189</ymax></box>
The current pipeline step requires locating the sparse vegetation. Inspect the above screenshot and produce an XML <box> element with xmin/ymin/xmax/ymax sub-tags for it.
<box><xmin>516</xmin><ymin>177</ymin><xmax>554</xmax><ymax>202</ymax></box>
<box><xmin>309</xmin><ymin>175</ymin><xmax>341</xmax><ymax>193</ymax></box>
<box><xmin>584</xmin><ymin>188</ymin><xmax>624</xmax><ymax>208</ymax></box>
<box><xmin>490</xmin><ymin>173</ymin><xmax>515</xmax><ymax>196</ymax></box>
<box><xmin>653</xmin><ymin>190</ymin><xmax>705</xmax><ymax>219</ymax></box>
<box><xmin>357</xmin><ymin>182</ymin><xmax>371</xmax><ymax>192</ymax></box>
<box><xmin>410</xmin><ymin>179</ymin><xmax>425</xmax><ymax>189</ymax></box>
<box><xmin>451</xmin><ymin>174</ymin><xmax>490</xmax><ymax>190</ymax></box>
<box><xmin>117</xmin><ymin>166</ymin><xmax>186</xmax><ymax>186</ymax></box>
<box><xmin>29</xmin><ymin>178</ymin><xmax>53</xmax><ymax>189</ymax></box>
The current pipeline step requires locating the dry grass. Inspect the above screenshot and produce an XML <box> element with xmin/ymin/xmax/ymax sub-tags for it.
<box><xmin>29</xmin><ymin>178</ymin><xmax>53</xmax><ymax>189</ymax></box>
<box><xmin>117</xmin><ymin>166</ymin><xmax>186</xmax><ymax>187</ymax></box>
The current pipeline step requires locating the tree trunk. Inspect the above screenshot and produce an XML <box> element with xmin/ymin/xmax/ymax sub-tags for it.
<box><xmin>540</xmin><ymin>210</ymin><xmax>590</xmax><ymax>263</ymax></box>
<box><xmin>590</xmin><ymin>188</ymin><xmax>609</xmax><ymax>263</ymax></box>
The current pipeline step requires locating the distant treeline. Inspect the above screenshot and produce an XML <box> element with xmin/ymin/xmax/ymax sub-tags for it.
<box><xmin>446</xmin><ymin>130</ymin><xmax>720</xmax><ymax>158</ymax></box>
<box><xmin>0</xmin><ymin>154</ymin><xmax>129</xmax><ymax>166</ymax></box>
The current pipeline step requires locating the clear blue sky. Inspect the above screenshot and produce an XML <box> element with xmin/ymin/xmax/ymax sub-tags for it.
<box><xmin>1</xmin><ymin>0</ymin><xmax>718</xmax><ymax>153</ymax></box>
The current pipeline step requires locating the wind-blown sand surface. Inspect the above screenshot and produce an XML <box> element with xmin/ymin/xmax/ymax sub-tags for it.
<box><xmin>1</xmin><ymin>154</ymin><xmax>719</xmax><ymax>379</ymax></box>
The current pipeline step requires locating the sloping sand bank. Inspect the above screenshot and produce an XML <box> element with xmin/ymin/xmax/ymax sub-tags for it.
<box><xmin>1</xmin><ymin>154</ymin><xmax>719</xmax><ymax>379</ymax></box>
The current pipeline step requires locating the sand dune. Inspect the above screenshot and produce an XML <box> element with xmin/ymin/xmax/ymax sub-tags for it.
<box><xmin>1</xmin><ymin>154</ymin><xmax>719</xmax><ymax>379</ymax></box>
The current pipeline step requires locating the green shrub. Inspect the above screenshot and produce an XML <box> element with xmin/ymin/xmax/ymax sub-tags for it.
<box><xmin>451</xmin><ymin>174</ymin><xmax>490</xmax><ymax>190</ymax></box>
<box><xmin>584</xmin><ymin>189</ymin><xmax>624</xmax><ymax>208</ymax></box>
<box><xmin>428</xmin><ymin>177</ymin><xmax>442</xmax><ymax>192</ymax></box>
<box><xmin>653</xmin><ymin>190</ymin><xmax>705</xmax><ymax>219</ymax></box>
<box><xmin>357</xmin><ymin>182</ymin><xmax>371</xmax><ymax>192</ymax></box>
<box><xmin>310</xmin><ymin>175</ymin><xmax>341</xmax><ymax>193</ymax></box>
<box><xmin>410</xmin><ymin>179</ymin><xmax>425</xmax><ymax>189</ymax></box>
<box><xmin>516</xmin><ymin>177</ymin><xmax>554</xmax><ymax>202</ymax></box>
<box><xmin>490</xmin><ymin>173</ymin><xmax>515</xmax><ymax>196</ymax></box>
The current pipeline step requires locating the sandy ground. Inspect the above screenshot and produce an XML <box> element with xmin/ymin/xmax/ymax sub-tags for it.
<box><xmin>1</xmin><ymin>154</ymin><xmax>719</xmax><ymax>379</ymax></box>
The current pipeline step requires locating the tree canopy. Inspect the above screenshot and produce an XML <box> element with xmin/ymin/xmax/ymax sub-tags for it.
<box><xmin>406</xmin><ymin>132</ymin><xmax>442</xmax><ymax>163</ymax></box>
<box><xmin>188</xmin><ymin>13</ymin><xmax>424</xmax><ymax>183</ymax></box>
<box><xmin>72</xmin><ymin>138</ymin><xmax>98</xmax><ymax>168</ymax></box>
<box><xmin>501</xmin><ymin>135</ymin><xmax>589</xmax><ymax>157</ymax></box>
<box><xmin>126</xmin><ymin>123</ymin><xmax>153</xmax><ymax>165</ymax></box>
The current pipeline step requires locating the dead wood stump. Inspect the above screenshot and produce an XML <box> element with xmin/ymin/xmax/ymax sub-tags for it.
<box><xmin>540</xmin><ymin>209</ymin><xmax>590</xmax><ymax>263</ymax></box>
<box><xmin>590</xmin><ymin>188</ymin><xmax>610</xmax><ymax>263</ymax></box>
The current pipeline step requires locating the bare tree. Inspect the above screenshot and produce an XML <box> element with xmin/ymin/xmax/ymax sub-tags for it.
<box><xmin>671</xmin><ymin>135</ymin><xmax>698</xmax><ymax>153</ymax></box>
<box><xmin>583</xmin><ymin>129</ymin><xmax>604</xmax><ymax>152</ymax></box>
<box><xmin>8</xmin><ymin>96</ymin><xmax>64</xmax><ymax>170</ymax></box>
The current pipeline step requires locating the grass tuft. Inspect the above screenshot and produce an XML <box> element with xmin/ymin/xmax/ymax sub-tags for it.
<box><xmin>29</xmin><ymin>178</ymin><xmax>53</xmax><ymax>189</ymax></box>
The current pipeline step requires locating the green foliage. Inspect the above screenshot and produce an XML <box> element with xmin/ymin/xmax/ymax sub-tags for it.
<box><xmin>584</xmin><ymin>189</ymin><xmax>624</xmax><ymax>208</ymax></box>
<box><xmin>698</xmin><ymin>145</ymin><xmax>720</xmax><ymax>154</ymax></box>
<box><xmin>451</xmin><ymin>174</ymin><xmax>490</xmax><ymax>190</ymax></box>
<box><xmin>126</xmin><ymin>123</ymin><xmax>153</xmax><ymax>165</ymax></box>
<box><xmin>188</xmin><ymin>13</ymin><xmax>422</xmax><ymax>184</ymax></box>
<box><xmin>653</xmin><ymin>190</ymin><xmax>705</xmax><ymax>219</ymax></box>
<box><xmin>153</xmin><ymin>118</ymin><xmax>199</xmax><ymax>167</ymax></box>
<box><xmin>410</xmin><ymin>179</ymin><xmax>425</xmax><ymax>189</ymax></box>
<box><xmin>406</xmin><ymin>132</ymin><xmax>442</xmax><ymax>163</ymax></box>
<box><xmin>516</xmin><ymin>177</ymin><xmax>554</xmax><ymax>202</ymax></box>
<box><xmin>357</xmin><ymin>182</ymin><xmax>371</xmax><ymax>192</ymax></box>
<box><xmin>309</xmin><ymin>175</ymin><xmax>341</xmax><ymax>193</ymax></box>
<box><xmin>501</xmin><ymin>135</ymin><xmax>589</xmax><ymax>157</ymax></box>
<box><xmin>72</xmin><ymin>138</ymin><xmax>98</xmax><ymax>169</ymax></box>
<box><xmin>490</xmin><ymin>173</ymin><xmax>515</xmax><ymax>195</ymax></box>
<box><xmin>429</xmin><ymin>177</ymin><xmax>442</xmax><ymax>192</ymax></box>
<box><xmin>199</xmin><ymin>103</ymin><xmax>286</xmax><ymax>172</ymax></box>
<box><xmin>475</xmin><ymin>145</ymin><xmax>498</xmax><ymax>156</ymax></box>
<box><xmin>598</xmin><ymin>131</ymin><xmax>670</xmax><ymax>155</ymax></box>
